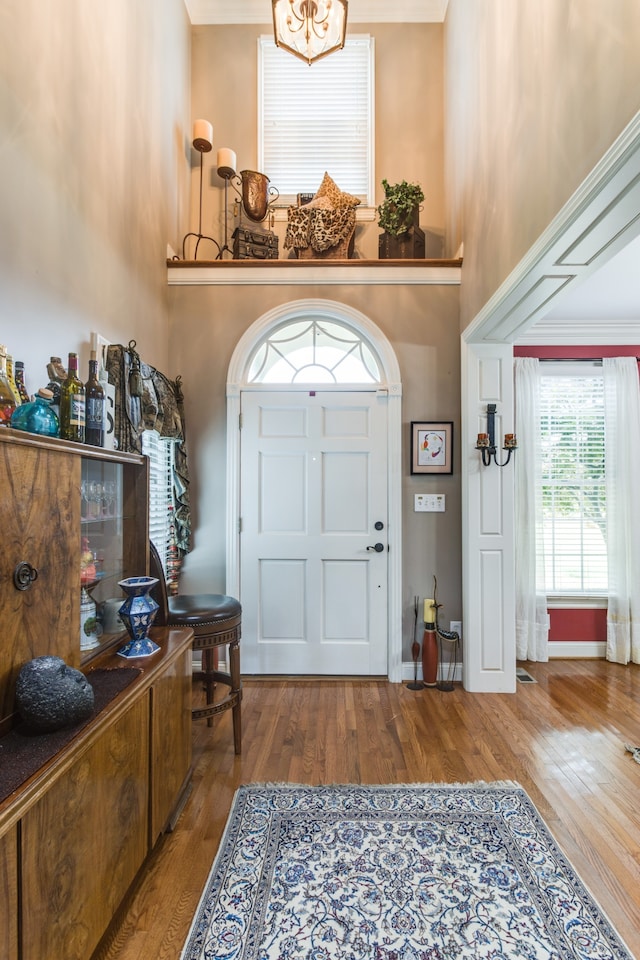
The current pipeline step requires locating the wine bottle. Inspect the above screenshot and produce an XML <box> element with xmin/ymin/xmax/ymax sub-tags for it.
<box><xmin>59</xmin><ymin>352</ymin><xmax>86</xmax><ymax>442</ymax></box>
<box><xmin>5</xmin><ymin>355</ymin><xmax>22</xmax><ymax>406</ymax></box>
<box><xmin>84</xmin><ymin>350</ymin><xmax>105</xmax><ymax>446</ymax></box>
<box><xmin>14</xmin><ymin>361</ymin><xmax>30</xmax><ymax>403</ymax></box>
<box><xmin>45</xmin><ymin>357</ymin><xmax>63</xmax><ymax>420</ymax></box>
<box><xmin>0</xmin><ymin>345</ymin><xmax>17</xmax><ymax>425</ymax></box>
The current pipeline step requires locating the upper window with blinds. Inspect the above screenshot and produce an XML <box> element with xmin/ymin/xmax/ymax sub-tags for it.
<box><xmin>258</xmin><ymin>36</ymin><xmax>375</xmax><ymax>207</ymax></box>
<box><xmin>539</xmin><ymin>370</ymin><xmax>607</xmax><ymax>595</ymax></box>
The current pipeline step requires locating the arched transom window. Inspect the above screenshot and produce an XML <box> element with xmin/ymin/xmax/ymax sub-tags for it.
<box><xmin>248</xmin><ymin>318</ymin><xmax>381</xmax><ymax>384</ymax></box>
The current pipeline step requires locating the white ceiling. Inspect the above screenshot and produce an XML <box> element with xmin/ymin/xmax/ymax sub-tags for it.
<box><xmin>516</xmin><ymin>235</ymin><xmax>640</xmax><ymax>345</ymax></box>
<box><xmin>184</xmin><ymin>0</ymin><xmax>449</xmax><ymax>25</ymax></box>
<box><xmin>535</xmin><ymin>234</ymin><xmax>640</xmax><ymax>324</ymax></box>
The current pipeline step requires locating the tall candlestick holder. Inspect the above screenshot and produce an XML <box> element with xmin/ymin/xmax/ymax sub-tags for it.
<box><xmin>181</xmin><ymin>120</ymin><xmax>222</xmax><ymax>261</ymax></box>
<box><xmin>407</xmin><ymin>595</ymin><xmax>425</xmax><ymax>690</ymax></box>
<box><xmin>216</xmin><ymin>151</ymin><xmax>238</xmax><ymax>260</ymax></box>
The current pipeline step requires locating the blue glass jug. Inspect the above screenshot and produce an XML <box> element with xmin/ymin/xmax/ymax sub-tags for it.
<box><xmin>10</xmin><ymin>392</ymin><xmax>60</xmax><ymax>437</ymax></box>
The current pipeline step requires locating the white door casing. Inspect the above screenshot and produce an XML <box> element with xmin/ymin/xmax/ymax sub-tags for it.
<box><xmin>460</xmin><ymin>112</ymin><xmax>640</xmax><ymax>692</ymax></box>
<box><xmin>461</xmin><ymin>341</ymin><xmax>517</xmax><ymax>693</ymax></box>
<box><xmin>240</xmin><ymin>390</ymin><xmax>388</xmax><ymax>674</ymax></box>
<box><xmin>226</xmin><ymin>299</ymin><xmax>403</xmax><ymax>681</ymax></box>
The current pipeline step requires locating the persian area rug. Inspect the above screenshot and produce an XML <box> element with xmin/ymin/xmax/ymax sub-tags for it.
<box><xmin>181</xmin><ymin>782</ymin><xmax>632</xmax><ymax>960</ymax></box>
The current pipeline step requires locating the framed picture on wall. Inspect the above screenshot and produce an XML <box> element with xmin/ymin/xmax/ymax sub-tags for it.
<box><xmin>411</xmin><ymin>421</ymin><xmax>454</xmax><ymax>475</ymax></box>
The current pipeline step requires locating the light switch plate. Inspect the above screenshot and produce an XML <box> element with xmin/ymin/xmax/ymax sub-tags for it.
<box><xmin>414</xmin><ymin>494</ymin><xmax>446</xmax><ymax>512</ymax></box>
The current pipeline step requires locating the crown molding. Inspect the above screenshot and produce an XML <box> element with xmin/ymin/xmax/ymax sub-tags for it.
<box><xmin>515</xmin><ymin>319</ymin><xmax>640</xmax><ymax>346</ymax></box>
<box><xmin>464</xmin><ymin>111</ymin><xmax>640</xmax><ymax>345</ymax></box>
<box><xmin>184</xmin><ymin>0</ymin><xmax>449</xmax><ymax>26</ymax></box>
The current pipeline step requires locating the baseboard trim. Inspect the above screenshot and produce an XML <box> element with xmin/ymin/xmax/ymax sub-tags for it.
<box><xmin>401</xmin><ymin>662</ymin><xmax>463</xmax><ymax>683</ymax></box>
<box><xmin>548</xmin><ymin>641</ymin><xmax>606</xmax><ymax>658</ymax></box>
<box><xmin>401</xmin><ymin>645</ymin><xmax>605</xmax><ymax>680</ymax></box>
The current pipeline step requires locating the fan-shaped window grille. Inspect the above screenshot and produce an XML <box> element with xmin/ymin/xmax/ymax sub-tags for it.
<box><xmin>248</xmin><ymin>319</ymin><xmax>381</xmax><ymax>384</ymax></box>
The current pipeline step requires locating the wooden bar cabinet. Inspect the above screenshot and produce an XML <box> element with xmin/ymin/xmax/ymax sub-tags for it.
<box><xmin>0</xmin><ymin>428</ymin><xmax>193</xmax><ymax>960</ymax></box>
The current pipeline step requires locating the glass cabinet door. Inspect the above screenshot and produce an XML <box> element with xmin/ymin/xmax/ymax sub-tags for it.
<box><xmin>79</xmin><ymin>451</ymin><xmax>148</xmax><ymax>660</ymax></box>
<box><xmin>80</xmin><ymin>458</ymin><xmax>125</xmax><ymax>654</ymax></box>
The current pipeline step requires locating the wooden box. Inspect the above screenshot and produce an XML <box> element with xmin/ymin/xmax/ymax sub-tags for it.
<box><xmin>379</xmin><ymin>225</ymin><xmax>425</xmax><ymax>259</ymax></box>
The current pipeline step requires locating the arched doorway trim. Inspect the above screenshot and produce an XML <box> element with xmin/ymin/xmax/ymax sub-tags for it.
<box><xmin>226</xmin><ymin>298</ymin><xmax>403</xmax><ymax>681</ymax></box>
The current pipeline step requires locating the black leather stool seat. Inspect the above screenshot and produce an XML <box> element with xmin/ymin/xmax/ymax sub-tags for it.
<box><xmin>149</xmin><ymin>542</ymin><xmax>242</xmax><ymax>754</ymax></box>
<box><xmin>167</xmin><ymin>594</ymin><xmax>241</xmax><ymax>631</ymax></box>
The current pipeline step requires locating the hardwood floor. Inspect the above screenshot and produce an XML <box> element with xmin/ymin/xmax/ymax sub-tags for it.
<box><xmin>94</xmin><ymin>660</ymin><xmax>640</xmax><ymax>959</ymax></box>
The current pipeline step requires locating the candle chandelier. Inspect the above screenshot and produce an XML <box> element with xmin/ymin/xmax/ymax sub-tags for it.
<box><xmin>272</xmin><ymin>0</ymin><xmax>348</xmax><ymax>65</ymax></box>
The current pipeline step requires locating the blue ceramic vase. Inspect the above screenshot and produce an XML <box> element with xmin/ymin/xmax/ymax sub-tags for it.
<box><xmin>117</xmin><ymin>576</ymin><xmax>160</xmax><ymax>659</ymax></box>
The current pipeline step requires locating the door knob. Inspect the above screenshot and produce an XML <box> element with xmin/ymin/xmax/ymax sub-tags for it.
<box><xmin>366</xmin><ymin>543</ymin><xmax>385</xmax><ymax>553</ymax></box>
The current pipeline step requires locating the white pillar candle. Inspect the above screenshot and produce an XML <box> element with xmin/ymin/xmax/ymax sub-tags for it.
<box><xmin>424</xmin><ymin>599</ymin><xmax>435</xmax><ymax>624</ymax></box>
<box><xmin>217</xmin><ymin>148</ymin><xmax>237</xmax><ymax>177</ymax></box>
<box><xmin>193</xmin><ymin>119</ymin><xmax>213</xmax><ymax>151</ymax></box>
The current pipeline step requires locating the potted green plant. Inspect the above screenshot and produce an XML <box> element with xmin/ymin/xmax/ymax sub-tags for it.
<box><xmin>377</xmin><ymin>179</ymin><xmax>425</xmax><ymax>259</ymax></box>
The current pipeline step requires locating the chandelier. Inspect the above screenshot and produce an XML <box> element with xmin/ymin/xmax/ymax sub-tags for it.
<box><xmin>272</xmin><ymin>0</ymin><xmax>348</xmax><ymax>65</ymax></box>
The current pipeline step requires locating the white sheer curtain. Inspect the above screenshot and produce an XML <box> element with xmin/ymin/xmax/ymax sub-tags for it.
<box><xmin>603</xmin><ymin>357</ymin><xmax>640</xmax><ymax>664</ymax></box>
<box><xmin>514</xmin><ymin>358</ymin><xmax>549</xmax><ymax>661</ymax></box>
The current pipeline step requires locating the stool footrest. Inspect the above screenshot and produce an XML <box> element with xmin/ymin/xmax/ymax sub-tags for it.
<box><xmin>192</xmin><ymin>669</ymin><xmax>235</xmax><ymax>688</ymax></box>
<box><xmin>191</xmin><ymin>687</ymin><xmax>242</xmax><ymax>721</ymax></box>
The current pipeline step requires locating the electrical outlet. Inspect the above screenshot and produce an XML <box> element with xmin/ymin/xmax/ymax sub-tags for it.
<box><xmin>450</xmin><ymin>620</ymin><xmax>462</xmax><ymax>638</ymax></box>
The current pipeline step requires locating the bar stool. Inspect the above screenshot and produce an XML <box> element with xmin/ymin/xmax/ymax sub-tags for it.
<box><xmin>149</xmin><ymin>542</ymin><xmax>242</xmax><ymax>754</ymax></box>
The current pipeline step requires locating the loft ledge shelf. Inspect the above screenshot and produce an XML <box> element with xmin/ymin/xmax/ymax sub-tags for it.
<box><xmin>167</xmin><ymin>258</ymin><xmax>462</xmax><ymax>287</ymax></box>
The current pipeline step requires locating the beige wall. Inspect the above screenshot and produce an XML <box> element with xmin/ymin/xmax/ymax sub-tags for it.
<box><xmin>175</xmin><ymin>21</ymin><xmax>458</xmax><ymax>662</ymax></box>
<box><xmin>0</xmin><ymin>0</ymin><xmax>191</xmax><ymax>382</ymax></box>
<box><xmin>444</xmin><ymin>0</ymin><xmax>640</xmax><ymax>329</ymax></box>
<box><xmin>169</xmin><ymin>281</ymin><xmax>462</xmax><ymax>660</ymax></box>
<box><xmin>10</xmin><ymin>5</ymin><xmax>636</xmax><ymax>665</ymax></box>
<box><xmin>189</xmin><ymin>23</ymin><xmax>445</xmax><ymax>260</ymax></box>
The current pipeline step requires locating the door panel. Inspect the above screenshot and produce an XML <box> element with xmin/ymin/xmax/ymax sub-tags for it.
<box><xmin>323</xmin><ymin>560</ymin><xmax>369</xmax><ymax>640</ymax></box>
<box><xmin>260</xmin><ymin>559</ymin><xmax>306</xmax><ymax>639</ymax></box>
<box><xmin>241</xmin><ymin>390</ymin><xmax>388</xmax><ymax>675</ymax></box>
<box><xmin>323</xmin><ymin>453</ymin><xmax>368</xmax><ymax>531</ymax></box>
<box><xmin>261</xmin><ymin>453</ymin><xmax>306</xmax><ymax>532</ymax></box>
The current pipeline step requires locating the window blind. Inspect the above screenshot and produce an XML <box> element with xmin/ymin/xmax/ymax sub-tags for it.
<box><xmin>539</xmin><ymin>374</ymin><xmax>607</xmax><ymax>594</ymax></box>
<box><xmin>142</xmin><ymin>429</ymin><xmax>178</xmax><ymax>583</ymax></box>
<box><xmin>259</xmin><ymin>36</ymin><xmax>374</xmax><ymax>205</ymax></box>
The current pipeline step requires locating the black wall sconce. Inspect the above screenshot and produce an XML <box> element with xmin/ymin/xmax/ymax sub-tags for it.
<box><xmin>476</xmin><ymin>403</ymin><xmax>517</xmax><ymax>467</ymax></box>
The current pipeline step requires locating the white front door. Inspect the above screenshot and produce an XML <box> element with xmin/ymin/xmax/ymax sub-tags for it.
<box><xmin>240</xmin><ymin>389</ymin><xmax>389</xmax><ymax>675</ymax></box>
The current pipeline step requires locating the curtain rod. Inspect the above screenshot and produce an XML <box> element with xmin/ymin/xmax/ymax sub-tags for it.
<box><xmin>537</xmin><ymin>356</ymin><xmax>640</xmax><ymax>363</ymax></box>
<box><xmin>538</xmin><ymin>357</ymin><xmax>602</xmax><ymax>364</ymax></box>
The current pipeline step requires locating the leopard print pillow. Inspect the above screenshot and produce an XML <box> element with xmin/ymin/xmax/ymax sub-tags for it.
<box><xmin>314</xmin><ymin>171</ymin><xmax>361</xmax><ymax>208</ymax></box>
<box><xmin>285</xmin><ymin>205</ymin><xmax>355</xmax><ymax>252</ymax></box>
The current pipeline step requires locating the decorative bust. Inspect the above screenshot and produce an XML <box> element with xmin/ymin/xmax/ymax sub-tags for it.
<box><xmin>15</xmin><ymin>656</ymin><xmax>94</xmax><ymax>732</ymax></box>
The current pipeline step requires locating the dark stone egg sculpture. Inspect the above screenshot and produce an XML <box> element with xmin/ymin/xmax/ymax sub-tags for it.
<box><xmin>15</xmin><ymin>656</ymin><xmax>95</xmax><ymax>732</ymax></box>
